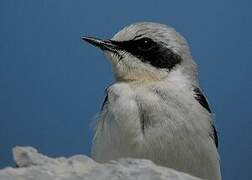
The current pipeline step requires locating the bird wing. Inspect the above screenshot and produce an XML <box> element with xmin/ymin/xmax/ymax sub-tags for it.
<box><xmin>101</xmin><ymin>94</ymin><xmax>108</xmax><ymax>111</ymax></box>
<box><xmin>193</xmin><ymin>87</ymin><xmax>218</xmax><ymax>148</ymax></box>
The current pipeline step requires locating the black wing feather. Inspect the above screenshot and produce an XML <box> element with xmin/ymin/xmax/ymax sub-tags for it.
<box><xmin>193</xmin><ymin>87</ymin><xmax>211</xmax><ymax>113</ymax></box>
<box><xmin>193</xmin><ymin>87</ymin><xmax>218</xmax><ymax>148</ymax></box>
<box><xmin>101</xmin><ymin>94</ymin><xmax>108</xmax><ymax>110</ymax></box>
<box><xmin>211</xmin><ymin>123</ymin><xmax>219</xmax><ymax>148</ymax></box>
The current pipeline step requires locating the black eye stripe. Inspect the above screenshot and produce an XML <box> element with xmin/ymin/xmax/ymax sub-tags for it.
<box><xmin>134</xmin><ymin>38</ymin><xmax>156</xmax><ymax>52</ymax></box>
<box><xmin>112</xmin><ymin>38</ymin><xmax>182</xmax><ymax>70</ymax></box>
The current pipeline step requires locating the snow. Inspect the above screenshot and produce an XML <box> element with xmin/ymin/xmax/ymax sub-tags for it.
<box><xmin>0</xmin><ymin>146</ymin><xmax>202</xmax><ymax>180</ymax></box>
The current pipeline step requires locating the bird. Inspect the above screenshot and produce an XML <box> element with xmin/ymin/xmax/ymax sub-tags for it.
<box><xmin>81</xmin><ymin>22</ymin><xmax>221</xmax><ymax>180</ymax></box>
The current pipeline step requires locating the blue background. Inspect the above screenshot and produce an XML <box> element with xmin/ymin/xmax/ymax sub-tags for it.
<box><xmin>0</xmin><ymin>1</ymin><xmax>251</xmax><ymax>179</ymax></box>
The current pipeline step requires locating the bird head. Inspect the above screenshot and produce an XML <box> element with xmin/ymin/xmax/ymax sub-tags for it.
<box><xmin>82</xmin><ymin>22</ymin><xmax>197</xmax><ymax>84</ymax></box>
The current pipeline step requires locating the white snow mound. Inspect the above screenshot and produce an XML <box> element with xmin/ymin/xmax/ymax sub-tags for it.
<box><xmin>0</xmin><ymin>146</ymin><xmax>202</xmax><ymax>180</ymax></box>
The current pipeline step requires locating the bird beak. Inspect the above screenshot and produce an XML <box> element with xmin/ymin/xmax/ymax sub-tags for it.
<box><xmin>81</xmin><ymin>36</ymin><xmax>119</xmax><ymax>52</ymax></box>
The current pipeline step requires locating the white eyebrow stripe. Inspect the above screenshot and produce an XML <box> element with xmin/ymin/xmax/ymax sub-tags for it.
<box><xmin>132</xmin><ymin>34</ymin><xmax>145</xmax><ymax>40</ymax></box>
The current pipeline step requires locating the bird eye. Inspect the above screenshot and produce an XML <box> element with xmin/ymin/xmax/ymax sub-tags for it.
<box><xmin>137</xmin><ymin>38</ymin><xmax>155</xmax><ymax>51</ymax></box>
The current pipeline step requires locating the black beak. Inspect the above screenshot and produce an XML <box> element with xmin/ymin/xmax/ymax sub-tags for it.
<box><xmin>81</xmin><ymin>36</ymin><xmax>118</xmax><ymax>52</ymax></box>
